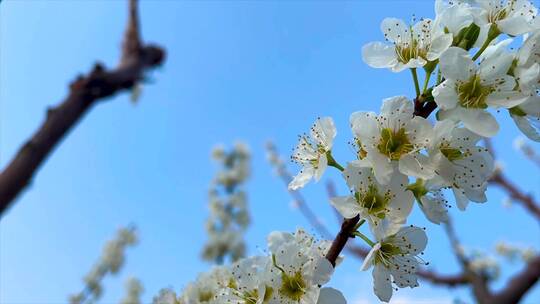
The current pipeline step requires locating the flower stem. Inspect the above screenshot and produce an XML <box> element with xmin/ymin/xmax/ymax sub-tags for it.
<box><xmin>411</xmin><ymin>68</ymin><xmax>421</xmax><ymax>97</ymax></box>
<box><xmin>354</xmin><ymin>219</ymin><xmax>366</xmax><ymax>231</ymax></box>
<box><xmin>326</xmin><ymin>151</ymin><xmax>344</xmax><ymax>171</ymax></box>
<box><xmin>422</xmin><ymin>70</ymin><xmax>432</xmax><ymax>94</ymax></box>
<box><xmin>471</xmin><ymin>24</ymin><xmax>500</xmax><ymax>61</ymax></box>
<box><xmin>352</xmin><ymin>231</ymin><xmax>375</xmax><ymax>247</ymax></box>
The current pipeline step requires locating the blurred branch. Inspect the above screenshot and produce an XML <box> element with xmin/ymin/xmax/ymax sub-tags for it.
<box><xmin>444</xmin><ymin>219</ymin><xmax>493</xmax><ymax>303</ymax></box>
<box><xmin>0</xmin><ymin>0</ymin><xmax>165</xmax><ymax>216</ymax></box>
<box><xmin>490</xmin><ymin>173</ymin><xmax>540</xmax><ymax>220</ymax></box>
<box><xmin>490</xmin><ymin>255</ymin><xmax>540</xmax><ymax>304</ymax></box>
<box><xmin>514</xmin><ymin>137</ymin><xmax>540</xmax><ymax>168</ymax></box>
<box><xmin>485</xmin><ymin>138</ymin><xmax>540</xmax><ymax>220</ymax></box>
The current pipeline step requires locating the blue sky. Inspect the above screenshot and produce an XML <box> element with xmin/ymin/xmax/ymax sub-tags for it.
<box><xmin>0</xmin><ymin>1</ymin><xmax>539</xmax><ymax>303</ymax></box>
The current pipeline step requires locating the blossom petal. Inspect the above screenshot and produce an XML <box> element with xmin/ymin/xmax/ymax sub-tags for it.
<box><xmin>314</xmin><ymin>154</ymin><xmax>328</xmax><ymax>181</ymax></box>
<box><xmin>497</xmin><ymin>16</ymin><xmax>534</xmax><ymax>36</ymax></box>
<box><xmin>427</xmin><ymin>33</ymin><xmax>453</xmax><ymax>61</ymax></box>
<box><xmin>307</xmin><ymin>257</ymin><xmax>334</xmax><ymax>285</ymax></box>
<box><xmin>311</xmin><ymin>117</ymin><xmax>337</xmax><ymax>150</ymax></box>
<box><xmin>433</xmin><ymin>80</ymin><xmax>459</xmax><ymax>110</ymax></box>
<box><xmin>366</xmin><ymin>149</ymin><xmax>395</xmax><ymax>184</ymax></box>
<box><xmin>512</xmin><ymin>114</ymin><xmax>540</xmax><ymax>142</ymax></box>
<box><xmin>420</xmin><ymin>196</ymin><xmax>449</xmax><ymax>225</ymax></box>
<box><xmin>395</xmin><ymin>226</ymin><xmax>428</xmax><ymax>253</ymax></box>
<box><xmin>453</xmin><ymin>187</ymin><xmax>469</xmax><ymax>210</ymax></box>
<box><xmin>330</xmin><ymin>196</ymin><xmax>360</xmax><ymax>219</ymax></box>
<box><xmin>361</xmin><ymin>243</ymin><xmax>381</xmax><ymax>270</ymax></box>
<box><xmin>380</xmin><ymin>18</ymin><xmax>409</xmax><ymax>43</ymax></box>
<box><xmin>373</xmin><ymin>265</ymin><xmax>393</xmax><ymax>303</ymax></box>
<box><xmin>460</xmin><ymin>109</ymin><xmax>500</xmax><ymax>137</ymax></box>
<box><xmin>439</xmin><ymin>47</ymin><xmax>476</xmax><ymax>81</ymax></box>
<box><xmin>317</xmin><ymin>287</ymin><xmax>347</xmax><ymax>304</ymax></box>
<box><xmin>362</xmin><ymin>42</ymin><xmax>398</xmax><ymax>69</ymax></box>
<box><xmin>380</xmin><ymin>95</ymin><xmax>414</xmax><ymax>117</ymax></box>
<box><xmin>288</xmin><ymin>167</ymin><xmax>315</xmax><ymax>190</ymax></box>
<box><xmin>399</xmin><ymin>154</ymin><xmax>435</xmax><ymax>180</ymax></box>
<box><xmin>350</xmin><ymin>111</ymin><xmax>379</xmax><ymax>144</ymax></box>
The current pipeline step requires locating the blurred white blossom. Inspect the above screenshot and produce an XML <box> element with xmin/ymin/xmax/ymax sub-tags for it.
<box><xmin>202</xmin><ymin>142</ymin><xmax>251</xmax><ymax>264</ymax></box>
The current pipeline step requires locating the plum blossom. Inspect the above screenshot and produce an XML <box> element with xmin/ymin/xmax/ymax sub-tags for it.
<box><xmin>435</xmin><ymin>1</ymin><xmax>475</xmax><ymax>34</ymax></box>
<box><xmin>289</xmin><ymin>117</ymin><xmax>336</xmax><ymax>190</ymax></box>
<box><xmin>471</xmin><ymin>0</ymin><xmax>539</xmax><ymax>37</ymax></box>
<box><xmin>406</xmin><ymin>177</ymin><xmax>450</xmax><ymax>224</ymax></box>
<box><xmin>362</xmin><ymin>17</ymin><xmax>452</xmax><ymax>72</ymax></box>
<box><xmin>330</xmin><ymin>161</ymin><xmax>414</xmax><ymax>237</ymax></box>
<box><xmin>361</xmin><ymin>226</ymin><xmax>428</xmax><ymax>303</ymax></box>
<box><xmin>429</xmin><ymin>120</ymin><xmax>494</xmax><ymax>210</ymax></box>
<box><xmin>509</xmin><ymin>31</ymin><xmax>540</xmax><ymax>141</ymax></box>
<box><xmin>433</xmin><ymin>45</ymin><xmax>529</xmax><ymax>137</ymax></box>
<box><xmin>350</xmin><ymin>96</ymin><xmax>435</xmax><ymax>184</ymax></box>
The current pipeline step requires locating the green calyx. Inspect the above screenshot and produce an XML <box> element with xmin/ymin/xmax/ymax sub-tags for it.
<box><xmin>453</xmin><ymin>23</ymin><xmax>481</xmax><ymax>50</ymax></box>
<box><xmin>198</xmin><ymin>291</ymin><xmax>214</xmax><ymax>302</ymax></box>
<box><xmin>457</xmin><ymin>74</ymin><xmax>492</xmax><ymax>109</ymax></box>
<box><xmin>406</xmin><ymin>179</ymin><xmax>428</xmax><ymax>201</ymax></box>
<box><xmin>509</xmin><ymin>106</ymin><xmax>527</xmax><ymax>117</ymax></box>
<box><xmin>377</xmin><ymin>128</ymin><xmax>413</xmax><ymax>160</ymax></box>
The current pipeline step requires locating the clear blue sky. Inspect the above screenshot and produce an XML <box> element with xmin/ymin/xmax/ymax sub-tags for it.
<box><xmin>1</xmin><ymin>1</ymin><xmax>538</xmax><ymax>303</ymax></box>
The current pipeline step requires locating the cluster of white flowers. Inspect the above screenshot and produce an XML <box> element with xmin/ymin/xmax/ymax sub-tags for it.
<box><xmin>362</xmin><ymin>0</ymin><xmax>540</xmax><ymax>141</ymax></box>
<box><xmin>202</xmin><ymin>143</ymin><xmax>251</xmax><ymax>264</ymax></box>
<box><xmin>120</xmin><ymin>277</ymin><xmax>144</xmax><ymax>304</ymax></box>
<box><xmin>287</xmin><ymin>0</ymin><xmax>539</xmax><ymax>302</ymax></box>
<box><xmin>153</xmin><ymin>228</ymin><xmax>346</xmax><ymax>304</ymax></box>
<box><xmin>70</xmin><ymin>226</ymin><xmax>138</xmax><ymax>304</ymax></box>
<box><xmin>495</xmin><ymin>241</ymin><xmax>537</xmax><ymax>262</ymax></box>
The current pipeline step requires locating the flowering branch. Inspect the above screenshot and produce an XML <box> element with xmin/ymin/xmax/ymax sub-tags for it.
<box><xmin>0</xmin><ymin>0</ymin><xmax>165</xmax><ymax>216</ymax></box>
<box><xmin>69</xmin><ymin>226</ymin><xmax>138</xmax><ymax>304</ymax></box>
<box><xmin>268</xmin><ymin>142</ymin><xmax>471</xmax><ymax>287</ymax></box>
<box><xmin>202</xmin><ymin>143</ymin><xmax>251</xmax><ymax>264</ymax></box>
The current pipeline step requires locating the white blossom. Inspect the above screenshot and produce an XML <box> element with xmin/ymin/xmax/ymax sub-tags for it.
<box><xmin>433</xmin><ymin>45</ymin><xmax>528</xmax><ymax>137</ymax></box>
<box><xmin>330</xmin><ymin>160</ymin><xmax>414</xmax><ymax>237</ymax></box>
<box><xmin>289</xmin><ymin>117</ymin><xmax>337</xmax><ymax>190</ymax></box>
<box><xmin>203</xmin><ymin>143</ymin><xmax>251</xmax><ymax>264</ymax></box>
<box><xmin>434</xmin><ymin>0</ymin><xmax>476</xmax><ymax>37</ymax></box>
<box><xmin>362</xmin><ymin>17</ymin><xmax>452</xmax><ymax>72</ymax></box>
<box><xmin>407</xmin><ymin>177</ymin><xmax>450</xmax><ymax>224</ymax></box>
<box><xmin>361</xmin><ymin>226</ymin><xmax>428</xmax><ymax>303</ymax></box>
<box><xmin>471</xmin><ymin>0</ymin><xmax>539</xmax><ymax>37</ymax></box>
<box><xmin>351</xmin><ymin>96</ymin><xmax>435</xmax><ymax>184</ymax></box>
<box><xmin>70</xmin><ymin>227</ymin><xmax>138</xmax><ymax>304</ymax></box>
<box><xmin>428</xmin><ymin>120</ymin><xmax>494</xmax><ymax>210</ymax></box>
<box><xmin>120</xmin><ymin>278</ymin><xmax>144</xmax><ymax>304</ymax></box>
<box><xmin>509</xmin><ymin>31</ymin><xmax>540</xmax><ymax>141</ymax></box>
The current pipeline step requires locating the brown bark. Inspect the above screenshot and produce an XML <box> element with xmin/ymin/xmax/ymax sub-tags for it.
<box><xmin>0</xmin><ymin>0</ymin><xmax>165</xmax><ymax>216</ymax></box>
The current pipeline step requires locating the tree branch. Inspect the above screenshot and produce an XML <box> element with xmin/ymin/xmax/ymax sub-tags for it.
<box><xmin>0</xmin><ymin>0</ymin><xmax>165</xmax><ymax>216</ymax></box>
<box><xmin>490</xmin><ymin>172</ymin><xmax>540</xmax><ymax>220</ymax></box>
<box><xmin>491</xmin><ymin>255</ymin><xmax>540</xmax><ymax>304</ymax></box>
